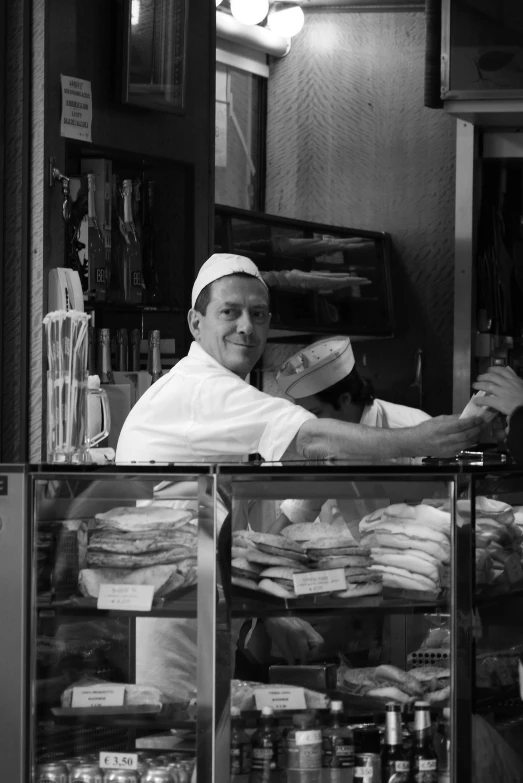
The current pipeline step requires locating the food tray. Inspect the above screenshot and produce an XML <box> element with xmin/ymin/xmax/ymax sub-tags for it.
<box><xmin>52</xmin><ymin>705</ymin><xmax>162</xmax><ymax>717</ymax></box>
<box><xmin>231</xmin><ymin>585</ymin><xmax>383</xmax><ymax>611</ymax></box>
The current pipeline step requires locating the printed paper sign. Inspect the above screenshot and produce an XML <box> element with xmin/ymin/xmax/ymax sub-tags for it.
<box><xmin>293</xmin><ymin>568</ymin><xmax>346</xmax><ymax>596</ymax></box>
<box><xmin>97</xmin><ymin>583</ymin><xmax>154</xmax><ymax>612</ymax></box>
<box><xmin>254</xmin><ymin>687</ymin><xmax>307</xmax><ymax>712</ymax></box>
<box><xmin>71</xmin><ymin>684</ymin><xmax>125</xmax><ymax>708</ymax></box>
<box><xmin>60</xmin><ymin>75</ymin><xmax>92</xmax><ymax>142</ymax></box>
<box><xmin>99</xmin><ymin>752</ymin><xmax>138</xmax><ymax>770</ymax></box>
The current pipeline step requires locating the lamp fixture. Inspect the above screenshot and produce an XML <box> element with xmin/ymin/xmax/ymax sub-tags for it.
<box><xmin>266</xmin><ymin>2</ymin><xmax>305</xmax><ymax>38</ymax></box>
<box><xmin>216</xmin><ymin>0</ymin><xmax>223</xmax><ymax>6</ymax></box>
<box><xmin>229</xmin><ymin>0</ymin><xmax>270</xmax><ymax>26</ymax></box>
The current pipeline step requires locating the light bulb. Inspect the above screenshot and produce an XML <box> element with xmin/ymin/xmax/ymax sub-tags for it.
<box><xmin>267</xmin><ymin>2</ymin><xmax>305</xmax><ymax>38</ymax></box>
<box><xmin>230</xmin><ymin>0</ymin><xmax>269</xmax><ymax>26</ymax></box>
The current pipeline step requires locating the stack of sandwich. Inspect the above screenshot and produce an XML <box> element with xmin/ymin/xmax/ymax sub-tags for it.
<box><xmin>232</xmin><ymin>531</ymin><xmax>309</xmax><ymax>599</ymax></box>
<box><xmin>78</xmin><ymin>506</ymin><xmax>198</xmax><ymax>600</ymax></box>
<box><xmin>338</xmin><ymin>662</ymin><xmax>450</xmax><ymax>707</ymax></box>
<box><xmin>302</xmin><ymin>537</ymin><xmax>382</xmax><ymax>599</ymax></box>
<box><xmin>359</xmin><ymin>503</ymin><xmax>451</xmax><ymax>596</ymax></box>
<box><xmin>232</xmin><ymin>528</ymin><xmax>383</xmax><ymax>600</ymax></box>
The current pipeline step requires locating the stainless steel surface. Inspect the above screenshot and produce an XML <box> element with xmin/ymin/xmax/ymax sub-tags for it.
<box><xmin>0</xmin><ymin>466</ymin><xmax>28</xmax><ymax>781</ymax></box>
<box><xmin>452</xmin><ymin>120</ymin><xmax>478</xmax><ymax>414</ymax></box>
<box><xmin>196</xmin><ymin>475</ymin><xmax>220</xmax><ymax>783</ymax></box>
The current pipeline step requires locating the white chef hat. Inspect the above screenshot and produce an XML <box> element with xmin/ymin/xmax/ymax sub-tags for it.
<box><xmin>191</xmin><ymin>253</ymin><xmax>268</xmax><ymax>308</ymax></box>
<box><xmin>277</xmin><ymin>336</ymin><xmax>355</xmax><ymax>399</ymax></box>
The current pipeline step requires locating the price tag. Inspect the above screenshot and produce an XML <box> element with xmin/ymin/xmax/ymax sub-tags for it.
<box><xmin>504</xmin><ymin>553</ymin><xmax>523</xmax><ymax>585</ymax></box>
<box><xmin>97</xmin><ymin>583</ymin><xmax>154</xmax><ymax>612</ymax></box>
<box><xmin>99</xmin><ymin>752</ymin><xmax>138</xmax><ymax>770</ymax></box>
<box><xmin>296</xmin><ymin>729</ymin><xmax>322</xmax><ymax>746</ymax></box>
<box><xmin>293</xmin><ymin>568</ymin><xmax>346</xmax><ymax>596</ymax></box>
<box><xmin>71</xmin><ymin>684</ymin><xmax>125</xmax><ymax>708</ymax></box>
<box><xmin>254</xmin><ymin>687</ymin><xmax>307</xmax><ymax>712</ymax></box>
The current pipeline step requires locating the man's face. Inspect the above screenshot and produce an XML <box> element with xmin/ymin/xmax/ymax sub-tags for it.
<box><xmin>296</xmin><ymin>392</ymin><xmax>359</xmax><ymax>422</ymax></box>
<box><xmin>188</xmin><ymin>275</ymin><xmax>271</xmax><ymax>378</ymax></box>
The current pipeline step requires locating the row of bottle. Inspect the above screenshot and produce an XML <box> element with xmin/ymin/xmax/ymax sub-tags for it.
<box><xmin>231</xmin><ymin>701</ymin><xmax>449</xmax><ymax>783</ymax></box>
<box><xmin>67</xmin><ymin>161</ymin><xmax>163</xmax><ymax>306</ymax></box>
<box><xmin>89</xmin><ymin>327</ymin><xmax>163</xmax><ymax>383</ymax></box>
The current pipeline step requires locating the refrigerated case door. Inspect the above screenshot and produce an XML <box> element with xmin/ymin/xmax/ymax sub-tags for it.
<box><xmin>0</xmin><ymin>465</ymin><xmax>28</xmax><ymax>779</ymax></box>
<box><xmin>26</xmin><ymin>465</ymin><xmax>221</xmax><ymax>783</ymax></box>
<box><xmin>217</xmin><ymin>463</ymin><xmax>461</xmax><ymax>782</ymax></box>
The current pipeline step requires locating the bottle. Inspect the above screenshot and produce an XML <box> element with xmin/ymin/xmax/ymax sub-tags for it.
<box><xmin>249</xmin><ymin>706</ymin><xmax>283</xmax><ymax>783</ymax></box>
<box><xmin>109</xmin><ymin>173</ymin><xmax>124</xmax><ymax>303</ymax></box>
<box><xmin>435</xmin><ymin>708</ymin><xmax>450</xmax><ymax>783</ymax></box>
<box><xmin>231</xmin><ymin>706</ymin><xmax>252</xmax><ymax>781</ymax></box>
<box><xmin>147</xmin><ymin>330</ymin><xmax>163</xmax><ymax>383</ymax></box>
<box><xmin>86</xmin><ymin>172</ymin><xmax>107</xmax><ymax>301</ymax></box>
<box><xmin>119</xmin><ymin>178</ymin><xmax>143</xmax><ymax>304</ymax></box>
<box><xmin>142</xmin><ymin>180</ymin><xmax>162</xmax><ymax>305</ymax></box>
<box><xmin>117</xmin><ymin>328</ymin><xmax>129</xmax><ymax>371</ymax></box>
<box><xmin>410</xmin><ymin>702</ymin><xmax>438</xmax><ymax>783</ymax></box>
<box><xmin>322</xmin><ymin>700</ymin><xmax>355</xmax><ymax>781</ymax></box>
<box><xmin>87</xmin><ymin>326</ymin><xmax>97</xmax><ymax>376</ymax></box>
<box><xmin>381</xmin><ymin>703</ymin><xmax>409</xmax><ymax>783</ymax></box>
<box><xmin>97</xmin><ymin>328</ymin><xmax>115</xmax><ymax>384</ymax></box>
<box><xmin>286</xmin><ymin>712</ymin><xmax>322</xmax><ymax>783</ymax></box>
<box><xmin>130</xmin><ymin>328</ymin><xmax>141</xmax><ymax>371</ymax></box>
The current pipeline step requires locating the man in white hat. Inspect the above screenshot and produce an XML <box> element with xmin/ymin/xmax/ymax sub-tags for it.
<box><xmin>115</xmin><ymin>253</ymin><xmax>482</xmax><ymax>705</ymax></box>
<box><xmin>117</xmin><ymin>252</ymin><xmax>481</xmax><ymax>464</ymax></box>
<box><xmin>274</xmin><ymin>336</ymin><xmax>433</xmax><ymax>536</ymax></box>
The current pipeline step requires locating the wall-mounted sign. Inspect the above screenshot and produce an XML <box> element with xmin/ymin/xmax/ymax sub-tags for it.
<box><xmin>60</xmin><ymin>75</ymin><xmax>92</xmax><ymax>142</ymax></box>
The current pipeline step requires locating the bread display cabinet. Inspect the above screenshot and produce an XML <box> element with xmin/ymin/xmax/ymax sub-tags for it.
<box><xmin>2</xmin><ymin>460</ymin><xmax>523</xmax><ymax>782</ymax></box>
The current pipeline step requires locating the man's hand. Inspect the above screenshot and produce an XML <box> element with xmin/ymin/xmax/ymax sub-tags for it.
<box><xmin>473</xmin><ymin>366</ymin><xmax>523</xmax><ymax>418</ymax></box>
<box><xmin>407</xmin><ymin>414</ymin><xmax>484</xmax><ymax>458</ymax></box>
<box><xmin>263</xmin><ymin>617</ymin><xmax>324</xmax><ymax>664</ymax></box>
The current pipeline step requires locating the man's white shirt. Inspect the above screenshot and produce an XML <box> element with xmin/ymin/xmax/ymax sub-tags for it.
<box><xmin>116</xmin><ymin>341</ymin><xmax>315</xmax><ymax>464</ymax></box>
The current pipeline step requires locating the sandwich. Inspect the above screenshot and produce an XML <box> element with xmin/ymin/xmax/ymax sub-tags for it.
<box><xmin>282</xmin><ymin>520</ymin><xmax>354</xmax><ymax>542</ymax></box>
<box><xmin>368</xmin><ymin>564</ymin><xmax>439</xmax><ymax>593</ymax></box>
<box><xmin>369</xmin><ymin>547</ymin><xmax>440</xmax><ymax>583</ymax></box>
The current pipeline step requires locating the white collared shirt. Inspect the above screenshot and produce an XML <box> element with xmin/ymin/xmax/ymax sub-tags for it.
<box><xmin>116</xmin><ymin>341</ymin><xmax>315</xmax><ymax>464</ymax></box>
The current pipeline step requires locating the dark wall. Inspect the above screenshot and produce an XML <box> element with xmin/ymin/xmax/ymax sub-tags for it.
<box><xmin>263</xmin><ymin>10</ymin><xmax>456</xmax><ymax>416</ymax></box>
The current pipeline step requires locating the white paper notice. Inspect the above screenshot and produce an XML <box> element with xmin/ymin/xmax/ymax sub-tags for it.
<box><xmin>293</xmin><ymin>568</ymin><xmax>347</xmax><ymax>596</ymax></box>
<box><xmin>71</xmin><ymin>684</ymin><xmax>125</xmax><ymax>708</ymax></box>
<box><xmin>60</xmin><ymin>75</ymin><xmax>92</xmax><ymax>142</ymax></box>
<box><xmin>254</xmin><ymin>687</ymin><xmax>307</xmax><ymax>712</ymax></box>
<box><xmin>99</xmin><ymin>752</ymin><xmax>138</xmax><ymax>770</ymax></box>
<box><xmin>97</xmin><ymin>583</ymin><xmax>154</xmax><ymax>612</ymax></box>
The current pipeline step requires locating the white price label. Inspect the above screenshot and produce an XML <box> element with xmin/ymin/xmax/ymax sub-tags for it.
<box><xmin>296</xmin><ymin>729</ymin><xmax>322</xmax><ymax>746</ymax></box>
<box><xmin>71</xmin><ymin>685</ymin><xmax>125</xmax><ymax>708</ymax></box>
<box><xmin>254</xmin><ymin>687</ymin><xmax>307</xmax><ymax>712</ymax></box>
<box><xmin>418</xmin><ymin>759</ymin><xmax>437</xmax><ymax>771</ymax></box>
<box><xmin>97</xmin><ymin>583</ymin><xmax>154</xmax><ymax>612</ymax></box>
<box><xmin>293</xmin><ymin>568</ymin><xmax>346</xmax><ymax>596</ymax></box>
<box><xmin>99</xmin><ymin>752</ymin><xmax>138</xmax><ymax>770</ymax></box>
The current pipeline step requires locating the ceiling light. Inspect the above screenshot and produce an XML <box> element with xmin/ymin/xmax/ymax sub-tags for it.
<box><xmin>267</xmin><ymin>2</ymin><xmax>305</xmax><ymax>38</ymax></box>
<box><xmin>230</xmin><ymin>0</ymin><xmax>270</xmax><ymax>26</ymax></box>
<box><xmin>216</xmin><ymin>0</ymin><xmax>223</xmax><ymax>6</ymax></box>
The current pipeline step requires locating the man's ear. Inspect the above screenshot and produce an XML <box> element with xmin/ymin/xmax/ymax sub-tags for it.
<box><xmin>188</xmin><ymin>308</ymin><xmax>201</xmax><ymax>340</ymax></box>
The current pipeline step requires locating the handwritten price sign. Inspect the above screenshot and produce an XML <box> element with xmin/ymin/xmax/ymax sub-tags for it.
<box><xmin>99</xmin><ymin>752</ymin><xmax>138</xmax><ymax>770</ymax></box>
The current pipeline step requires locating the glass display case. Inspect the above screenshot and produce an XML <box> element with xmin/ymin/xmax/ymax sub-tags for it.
<box><xmin>214</xmin><ymin>205</ymin><xmax>394</xmax><ymax>341</ymax></box>
<box><xmin>2</xmin><ymin>461</ymin><xmax>523</xmax><ymax>782</ymax></box>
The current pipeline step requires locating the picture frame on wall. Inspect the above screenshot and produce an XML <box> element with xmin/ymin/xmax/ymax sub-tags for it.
<box><xmin>121</xmin><ymin>0</ymin><xmax>188</xmax><ymax>113</ymax></box>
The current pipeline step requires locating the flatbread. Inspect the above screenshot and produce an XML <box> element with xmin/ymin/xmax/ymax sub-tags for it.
<box><xmin>232</xmin><ymin>576</ymin><xmax>259</xmax><ymax>591</ymax></box>
<box><xmin>88</xmin><ymin>532</ymin><xmax>196</xmax><ymax>554</ymax></box>
<box><xmin>333</xmin><ymin>581</ymin><xmax>382</xmax><ymax>598</ymax></box>
<box><xmin>308</xmin><ymin>547</ymin><xmax>371</xmax><ymax>559</ymax></box>
<box><xmin>87</xmin><ymin>546</ymin><xmax>195</xmax><ymax>569</ymax></box>
<box><xmin>78</xmin><ymin>563</ymin><xmax>193</xmax><ymax>598</ymax></box>
<box><xmin>282</xmin><ymin>521</ymin><xmax>354</xmax><ymax>542</ymax></box>
<box><xmin>243</xmin><ymin>550</ymin><xmax>308</xmax><ymax>569</ymax></box>
<box><xmin>304</xmin><ymin>537</ymin><xmax>363</xmax><ymax>550</ymax></box>
<box><xmin>310</xmin><ymin>555</ymin><xmax>372</xmax><ymax>569</ymax></box>
<box><xmin>258</xmin><ymin>578</ymin><xmax>297</xmax><ymax>599</ymax></box>
<box><xmin>256</xmin><ymin>544</ymin><xmax>308</xmax><ymax>562</ymax></box>
<box><xmin>95</xmin><ymin>506</ymin><xmax>193</xmax><ymax>531</ymax></box>
<box><xmin>245</xmin><ymin>532</ymin><xmax>305</xmax><ymax>553</ymax></box>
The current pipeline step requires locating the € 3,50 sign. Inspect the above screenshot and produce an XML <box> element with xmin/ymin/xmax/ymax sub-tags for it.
<box><xmin>99</xmin><ymin>752</ymin><xmax>138</xmax><ymax>770</ymax></box>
